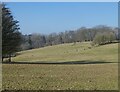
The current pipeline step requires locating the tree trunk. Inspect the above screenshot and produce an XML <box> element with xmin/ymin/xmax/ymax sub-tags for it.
<box><xmin>2</xmin><ymin>57</ymin><xmax>3</xmax><ymax>62</ymax></box>
<box><xmin>8</xmin><ymin>55</ymin><xmax>11</xmax><ymax>63</ymax></box>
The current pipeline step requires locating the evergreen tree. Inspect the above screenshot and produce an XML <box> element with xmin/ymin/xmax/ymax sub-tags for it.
<box><xmin>2</xmin><ymin>4</ymin><xmax>21</xmax><ymax>62</ymax></box>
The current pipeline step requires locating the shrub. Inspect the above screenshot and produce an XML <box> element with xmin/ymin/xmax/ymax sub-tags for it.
<box><xmin>92</xmin><ymin>32</ymin><xmax>116</xmax><ymax>46</ymax></box>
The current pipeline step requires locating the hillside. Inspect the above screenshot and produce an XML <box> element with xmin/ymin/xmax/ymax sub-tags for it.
<box><xmin>3</xmin><ymin>42</ymin><xmax>118</xmax><ymax>90</ymax></box>
<box><xmin>12</xmin><ymin>42</ymin><xmax>118</xmax><ymax>63</ymax></box>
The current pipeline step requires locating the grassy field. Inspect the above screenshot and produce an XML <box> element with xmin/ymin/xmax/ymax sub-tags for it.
<box><xmin>12</xmin><ymin>42</ymin><xmax>118</xmax><ymax>62</ymax></box>
<box><xmin>2</xmin><ymin>42</ymin><xmax>118</xmax><ymax>90</ymax></box>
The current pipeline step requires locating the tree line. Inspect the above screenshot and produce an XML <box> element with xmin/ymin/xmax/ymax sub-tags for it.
<box><xmin>20</xmin><ymin>26</ymin><xmax>119</xmax><ymax>50</ymax></box>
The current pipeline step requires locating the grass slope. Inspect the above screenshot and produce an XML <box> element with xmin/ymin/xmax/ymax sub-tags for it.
<box><xmin>2</xmin><ymin>42</ymin><xmax>118</xmax><ymax>90</ymax></box>
<box><xmin>13</xmin><ymin>42</ymin><xmax>118</xmax><ymax>63</ymax></box>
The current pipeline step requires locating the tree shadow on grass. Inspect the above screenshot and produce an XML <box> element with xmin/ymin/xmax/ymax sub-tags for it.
<box><xmin>2</xmin><ymin>60</ymin><xmax>117</xmax><ymax>65</ymax></box>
